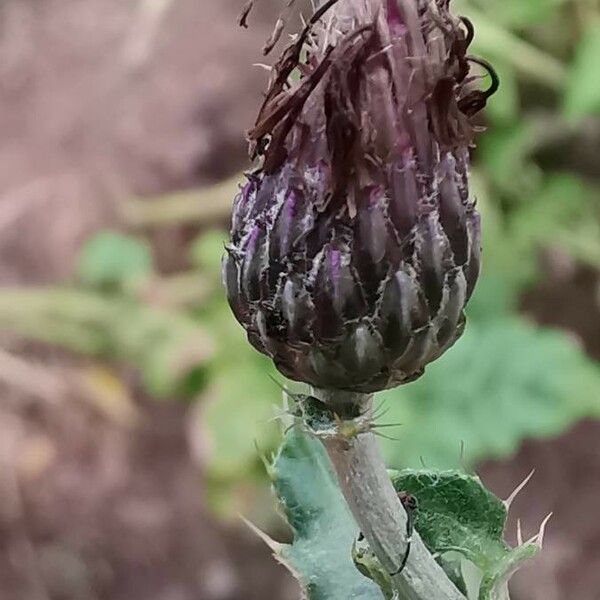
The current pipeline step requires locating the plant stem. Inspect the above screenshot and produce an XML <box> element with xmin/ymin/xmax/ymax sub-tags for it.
<box><xmin>310</xmin><ymin>389</ymin><xmax>466</xmax><ymax>600</ymax></box>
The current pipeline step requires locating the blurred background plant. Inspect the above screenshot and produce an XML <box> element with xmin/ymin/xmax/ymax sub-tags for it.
<box><xmin>0</xmin><ymin>0</ymin><xmax>598</xmax><ymax>599</ymax></box>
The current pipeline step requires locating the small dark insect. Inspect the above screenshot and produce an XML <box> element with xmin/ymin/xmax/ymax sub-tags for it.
<box><xmin>390</xmin><ymin>491</ymin><xmax>418</xmax><ymax>576</ymax></box>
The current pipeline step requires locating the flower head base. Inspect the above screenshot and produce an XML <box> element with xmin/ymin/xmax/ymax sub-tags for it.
<box><xmin>224</xmin><ymin>0</ymin><xmax>496</xmax><ymax>393</ymax></box>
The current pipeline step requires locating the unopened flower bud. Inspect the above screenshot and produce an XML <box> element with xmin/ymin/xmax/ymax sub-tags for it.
<box><xmin>224</xmin><ymin>0</ymin><xmax>497</xmax><ymax>393</ymax></box>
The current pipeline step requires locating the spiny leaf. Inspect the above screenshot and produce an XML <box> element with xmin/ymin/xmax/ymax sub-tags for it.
<box><xmin>389</xmin><ymin>470</ymin><xmax>539</xmax><ymax>600</ymax></box>
<box><xmin>390</xmin><ymin>470</ymin><xmax>510</xmax><ymax>569</ymax></box>
<box><xmin>477</xmin><ymin>543</ymin><xmax>537</xmax><ymax>600</ymax></box>
<box><xmin>269</xmin><ymin>428</ymin><xmax>384</xmax><ymax>600</ymax></box>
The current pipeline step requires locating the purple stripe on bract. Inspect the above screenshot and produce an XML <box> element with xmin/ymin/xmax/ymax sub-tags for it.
<box><xmin>243</xmin><ymin>223</ymin><xmax>260</xmax><ymax>253</ymax></box>
<box><xmin>328</xmin><ymin>248</ymin><xmax>342</xmax><ymax>294</ymax></box>
<box><xmin>386</xmin><ymin>0</ymin><xmax>407</xmax><ymax>34</ymax></box>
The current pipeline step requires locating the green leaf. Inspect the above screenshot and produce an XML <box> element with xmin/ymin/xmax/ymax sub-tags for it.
<box><xmin>466</xmin><ymin>275</ymin><xmax>519</xmax><ymax>323</ymax></box>
<box><xmin>477</xmin><ymin>544</ymin><xmax>538</xmax><ymax>600</ymax></box>
<box><xmin>467</xmin><ymin>171</ymin><xmax>530</xmax><ymax>298</ymax></box>
<box><xmin>389</xmin><ymin>470</ymin><xmax>539</xmax><ymax>600</ymax></box>
<box><xmin>471</xmin><ymin>168</ymin><xmax>600</xmax><ymax>297</ymax></box>
<box><xmin>564</xmin><ymin>22</ymin><xmax>600</xmax><ymax>119</ymax></box>
<box><xmin>511</xmin><ymin>173</ymin><xmax>590</xmax><ymax>235</ymax></box>
<box><xmin>77</xmin><ymin>231</ymin><xmax>152</xmax><ymax>289</ymax></box>
<box><xmin>377</xmin><ymin>317</ymin><xmax>600</xmax><ymax>471</ymax></box>
<box><xmin>269</xmin><ymin>428</ymin><xmax>384</xmax><ymax>600</ymax></box>
<box><xmin>390</xmin><ymin>471</ymin><xmax>510</xmax><ymax>568</ymax></box>
<box><xmin>197</xmin><ymin>315</ymin><xmax>281</xmax><ymax>518</ymax></box>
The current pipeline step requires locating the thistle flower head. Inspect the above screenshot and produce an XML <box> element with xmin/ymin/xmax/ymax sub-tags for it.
<box><xmin>224</xmin><ymin>0</ymin><xmax>497</xmax><ymax>393</ymax></box>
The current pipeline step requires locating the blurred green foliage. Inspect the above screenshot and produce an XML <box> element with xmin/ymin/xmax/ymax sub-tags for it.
<box><xmin>0</xmin><ymin>286</ymin><xmax>212</xmax><ymax>399</ymax></box>
<box><xmin>564</xmin><ymin>21</ymin><xmax>600</xmax><ymax>118</ymax></box>
<box><xmin>379</xmin><ymin>310</ymin><xmax>600</xmax><ymax>469</ymax></box>
<box><xmin>77</xmin><ymin>231</ymin><xmax>153</xmax><ymax>290</ymax></box>
<box><xmin>0</xmin><ymin>0</ymin><xmax>598</xmax><ymax>522</ymax></box>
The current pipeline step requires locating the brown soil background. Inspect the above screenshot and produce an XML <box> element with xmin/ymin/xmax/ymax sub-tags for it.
<box><xmin>0</xmin><ymin>1</ymin><xmax>598</xmax><ymax>599</ymax></box>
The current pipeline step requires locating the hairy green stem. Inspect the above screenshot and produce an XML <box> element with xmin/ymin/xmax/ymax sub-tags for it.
<box><xmin>310</xmin><ymin>389</ymin><xmax>466</xmax><ymax>600</ymax></box>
